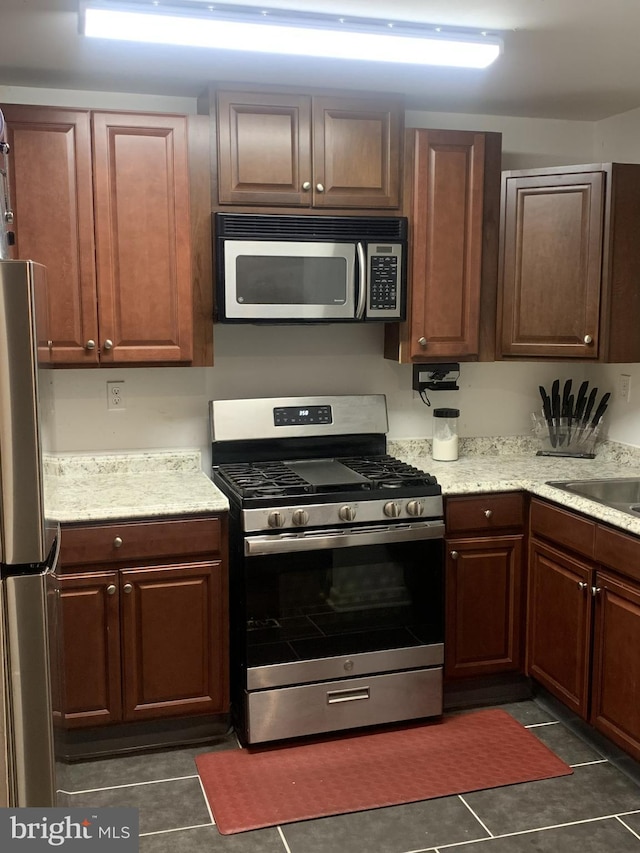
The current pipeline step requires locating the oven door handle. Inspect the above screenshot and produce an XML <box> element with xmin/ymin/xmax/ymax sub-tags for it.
<box><xmin>244</xmin><ymin>521</ymin><xmax>445</xmax><ymax>555</ymax></box>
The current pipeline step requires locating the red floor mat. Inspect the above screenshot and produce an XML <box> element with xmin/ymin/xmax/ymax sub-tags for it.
<box><xmin>196</xmin><ymin>709</ymin><xmax>572</xmax><ymax>835</ymax></box>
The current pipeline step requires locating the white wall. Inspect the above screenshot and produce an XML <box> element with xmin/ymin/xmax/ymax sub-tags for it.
<box><xmin>4</xmin><ymin>85</ymin><xmax>637</xmax><ymax>461</ymax></box>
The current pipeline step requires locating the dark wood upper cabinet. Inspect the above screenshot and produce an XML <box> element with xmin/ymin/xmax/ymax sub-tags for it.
<box><xmin>2</xmin><ymin>104</ymin><xmax>212</xmax><ymax>366</ymax></box>
<box><xmin>91</xmin><ymin>112</ymin><xmax>193</xmax><ymax>363</ymax></box>
<box><xmin>2</xmin><ymin>105</ymin><xmax>100</xmax><ymax>364</ymax></box>
<box><xmin>498</xmin><ymin>163</ymin><xmax>640</xmax><ymax>361</ymax></box>
<box><xmin>215</xmin><ymin>89</ymin><xmax>402</xmax><ymax>210</ymax></box>
<box><xmin>384</xmin><ymin>128</ymin><xmax>501</xmax><ymax>363</ymax></box>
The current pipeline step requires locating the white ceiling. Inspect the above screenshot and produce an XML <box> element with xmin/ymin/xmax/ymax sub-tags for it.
<box><xmin>1</xmin><ymin>0</ymin><xmax>639</xmax><ymax>121</ymax></box>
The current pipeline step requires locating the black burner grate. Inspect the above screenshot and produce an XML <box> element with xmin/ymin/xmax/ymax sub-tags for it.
<box><xmin>215</xmin><ymin>455</ymin><xmax>437</xmax><ymax>499</ymax></box>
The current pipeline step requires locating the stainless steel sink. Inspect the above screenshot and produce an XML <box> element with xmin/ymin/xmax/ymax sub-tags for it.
<box><xmin>547</xmin><ymin>478</ymin><xmax>640</xmax><ymax>516</ymax></box>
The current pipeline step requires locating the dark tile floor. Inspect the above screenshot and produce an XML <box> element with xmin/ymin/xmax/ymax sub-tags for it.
<box><xmin>57</xmin><ymin>700</ymin><xmax>640</xmax><ymax>852</ymax></box>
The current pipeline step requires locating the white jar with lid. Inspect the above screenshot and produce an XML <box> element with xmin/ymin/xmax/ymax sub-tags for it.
<box><xmin>432</xmin><ymin>408</ymin><xmax>460</xmax><ymax>461</ymax></box>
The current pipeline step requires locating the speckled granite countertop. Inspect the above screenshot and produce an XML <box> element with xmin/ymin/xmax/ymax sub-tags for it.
<box><xmin>389</xmin><ymin>437</ymin><xmax>640</xmax><ymax>537</ymax></box>
<box><xmin>46</xmin><ymin>440</ymin><xmax>640</xmax><ymax>535</ymax></box>
<box><xmin>44</xmin><ymin>451</ymin><xmax>229</xmax><ymax>523</ymax></box>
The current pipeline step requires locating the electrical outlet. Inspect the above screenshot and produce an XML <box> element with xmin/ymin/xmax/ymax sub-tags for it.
<box><xmin>107</xmin><ymin>380</ymin><xmax>125</xmax><ymax>411</ymax></box>
<box><xmin>619</xmin><ymin>373</ymin><xmax>631</xmax><ymax>403</ymax></box>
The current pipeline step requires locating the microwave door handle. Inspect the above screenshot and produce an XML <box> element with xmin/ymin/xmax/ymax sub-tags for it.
<box><xmin>355</xmin><ymin>242</ymin><xmax>367</xmax><ymax>320</ymax></box>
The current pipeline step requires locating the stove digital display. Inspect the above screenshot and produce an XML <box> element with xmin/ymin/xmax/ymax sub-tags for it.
<box><xmin>273</xmin><ymin>405</ymin><xmax>333</xmax><ymax>426</ymax></box>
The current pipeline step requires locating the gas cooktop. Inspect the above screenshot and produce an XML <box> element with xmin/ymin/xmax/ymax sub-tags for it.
<box><xmin>213</xmin><ymin>454</ymin><xmax>439</xmax><ymax>506</ymax></box>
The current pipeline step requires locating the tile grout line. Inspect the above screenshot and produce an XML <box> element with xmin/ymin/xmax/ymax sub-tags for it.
<box><xmin>426</xmin><ymin>811</ymin><xmax>640</xmax><ymax>851</ymax></box>
<box><xmin>617</xmin><ymin>815</ymin><xmax>640</xmax><ymax>841</ymax></box>
<box><xmin>58</xmin><ymin>773</ymin><xmax>199</xmax><ymax>795</ymax></box>
<box><xmin>457</xmin><ymin>795</ymin><xmax>494</xmax><ymax>838</ymax></box>
<box><xmin>139</xmin><ymin>822</ymin><xmax>213</xmax><ymax>838</ymax></box>
<box><xmin>196</xmin><ymin>772</ymin><xmax>216</xmax><ymax>826</ymax></box>
<box><xmin>277</xmin><ymin>825</ymin><xmax>293</xmax><ymax>853</ymax></box>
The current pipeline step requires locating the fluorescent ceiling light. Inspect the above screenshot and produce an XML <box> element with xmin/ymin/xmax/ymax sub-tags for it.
<box><xmin>80</xmin><ymin>2</ymin><xmax>503</xmax><ymax>69</ymax></box>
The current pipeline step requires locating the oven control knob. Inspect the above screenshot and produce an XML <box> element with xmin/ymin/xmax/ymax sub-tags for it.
<box><xmin>291</xmin><ymin>509</ymin><xmax>309</xmax><ymax>527</ymax></box>
<box><xmin>267</xmin><ymin>511</ymin><xmax>286</xmax><ymax>528</ymax></box>
<box><xmin>384</xmin><ymin>501</ymin><xmax>401</xmax><ymax>518</ymax></box>
<box><xmin>407</xmin><ymin>500</ymin><xmax>425</xmax><ymax>517</ymax></box>
<box><xmin>339</xmin><ymin>505</ymin><xmax>356</xmax><ymax>522</ymax></box>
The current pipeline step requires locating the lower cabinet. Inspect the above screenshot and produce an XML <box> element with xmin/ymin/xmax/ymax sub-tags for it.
<box><xmin>58</xmin><ymin>516</ymin><xmax>229</xmax><ymax>729</ymax></box>
<box><xmin>528</xmin><ymin>498</ymin><xmax>640</xmax><ymax>762</ymax></box>
<box><xmin>445</xmin><ymin>493</ymin><xmax>525</xmax><ymax>679</ymax></box>
<box><xmin>527</xmin><ymin>536</ymin><xmax>593</xmax><ymax>718</ymax></box>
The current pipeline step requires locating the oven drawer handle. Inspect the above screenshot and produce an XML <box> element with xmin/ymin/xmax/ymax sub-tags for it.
<box><xmin>244</xmin><ymin>521</ymin><xmax>445</xmax><ymax>555</ymax></box>
<box><xmin>327</xmin><ymin>687</ymin><xmax>370</xmax><ymax>705</ymax></box>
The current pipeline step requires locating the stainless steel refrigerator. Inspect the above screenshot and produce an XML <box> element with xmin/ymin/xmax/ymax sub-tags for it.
<box><xmin>0</xmin><ymin>257</ymin><xmax>60</xmax><ymax>807</ymax></box>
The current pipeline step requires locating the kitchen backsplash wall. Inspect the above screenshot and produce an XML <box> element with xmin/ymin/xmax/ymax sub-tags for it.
<box><xmin>4</xmin><ymin>85</ymin><xmax>640</xmax><ymax>464</ymax></box>
<box><xmin>50</xmin><ymin>323</ymin><xmax>628</xmax><ymax>470</ymax></box>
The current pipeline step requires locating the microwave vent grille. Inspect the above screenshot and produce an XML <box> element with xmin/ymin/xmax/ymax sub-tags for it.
<box><xmin>215</xmin><ymin>213</ymin><xmax>407</xmax><ymax>242</ymax></box>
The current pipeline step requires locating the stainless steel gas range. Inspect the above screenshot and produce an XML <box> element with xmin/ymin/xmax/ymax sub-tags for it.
<box><xmin>210</xmin><ymin>395</ymin><xmax>445</xmax><ymax>745</ymax></box>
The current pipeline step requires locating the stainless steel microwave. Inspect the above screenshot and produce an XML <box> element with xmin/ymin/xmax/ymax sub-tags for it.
<box><xmin>214</xmin><ymin>213</ymin><xmax>407</xmax><ymax>323</ymax></box>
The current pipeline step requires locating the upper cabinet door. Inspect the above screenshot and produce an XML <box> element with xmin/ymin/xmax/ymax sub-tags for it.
<box><xmin>384</xmin><ymin>128</ymin><xmax>501</xmax><ymax>363</ymax></box>
<box><xmin>2</xmin><ymin>105</ymin><xmax>100</xmax><ymax>364</ymax></box>
<box><xmin>217</xmin><ymin>91</ymin><xmax>312</xmax><ymax>207</ymax></box>
<box><xmin>408</xmin><ymin>130</ymin><xmax>486</xmax><ymax>359</ymax></box>
<box><xmin>214</xmin><ymin>89</ymin><xmax>402</xmax><ymax>210</ymax></box>
<box><xmin>498</xmin><ymin>170</ymin><xmax>604</xmax><ymax>359</ymax></box>
<box><xmin>92</xmin><ymin>112</ymin><xmax>193</xmax><ymax>363</ymax></box>
<box><xmin>312</xmin><ymin>96</ymin><xmax>401</xmax><ymax>209</ymax></box>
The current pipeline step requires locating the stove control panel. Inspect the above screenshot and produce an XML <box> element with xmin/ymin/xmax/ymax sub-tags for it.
<box><xmin>273</xmin><ymin>405</ymin><xmax>332</xmax><ymax>426</ymax></box>
<box><xmin>243</xmin><ymin>495</ymin><xmax>444</xmax><ymax>533</ymax></box>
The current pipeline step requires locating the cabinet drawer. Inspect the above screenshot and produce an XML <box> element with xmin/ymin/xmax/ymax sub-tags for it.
<box><xmin>446</xmin><ymin>493</ymin><xmax>525</xmax><ymax>534</ymax></box>
<box><xmin>60</xmin><ymin>517</ymin><xmax>222</xmax><ymax>568</ymax></box>
<box><xmin>530</xmin><ymin>499</ymin><xmax>596</xmax><ymax>559</ymax></box>
<box><xmin>595</xmin><ymin>524</ymin><xmax>640</xmax><ymax>584</ymax></box>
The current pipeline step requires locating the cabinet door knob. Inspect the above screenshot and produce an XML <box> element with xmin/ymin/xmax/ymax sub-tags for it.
<box><xmin>123</xmin><ymin>583</ymin><xmax>133</xmax><ymax>594</ymax></box>
<box><xmin>418</xmin><ymin>337</ymin><xmax>427</xmax><ymax>347</ymax></box>
<box><xmin>113</xmin><ymin>536</ymin><xmax>123</xmax><ymax>548</ymax></box>
<box><xmin>450</xmin><ymin>550</ymin><xmax>459</xmax><ymax>560</ymax></box>
<box><xmin>85</xmin><ymin>339</ymin><xmax>96</xmax><ymax>350</ymax></box>
<box><xmin>484</xmin><ymin>509</ymin><xmax>493</xmax><ymax>519</ymax></box>
<box><xmin>592</xmin><ymin>585</ymin><xmax>601</xmax><ymax>597</ymax></box>
<box><xmin>316</xmin><ymin>183</ymin><xmax>325</xmax><ymax>192</ymax></box>
<box><xmin>583</xmin><ymin>335</ymin><xmax>593</xmax><ymax>344</ymax></box>
<box><xmin>578</xmin><ymin>581</ymin><xmax>588</xmax><ymax>590</ymax></box>
<box><xmin>302</xmin><ymin>181</ymin><xmax>311</xmax><ymax>191</ymax></box>
<box><xmin>106</xmin><ymin>584</ymin><xmax>117</xmax><ymax>595</ymax></box>
<box><xmin>103</xmin><ymin>339</ymin><xmax>113</xmax><ymax>350</ymax></box>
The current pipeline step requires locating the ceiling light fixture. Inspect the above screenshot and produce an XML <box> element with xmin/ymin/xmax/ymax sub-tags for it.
<box><xmin>79</xmin><ymin>1</ymin><xmax>503</xmax><ymax>69</ymax></box>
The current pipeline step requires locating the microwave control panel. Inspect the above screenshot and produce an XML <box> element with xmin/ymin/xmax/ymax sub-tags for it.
<box><xmin>367</xmin><ymin>244</ymin><xmax>403</xmax><ymax>319</ymax></box>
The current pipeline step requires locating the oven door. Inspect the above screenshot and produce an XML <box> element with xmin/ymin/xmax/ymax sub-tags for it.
<box><xmin>242</xmin><ymin>521</ymin><xmax>445</xmax><ymax>691</ymax></box>
<box><xmin>221</xmin><ymin>240</ymin><xmax>359</xmax><ymax>321</ymax></box>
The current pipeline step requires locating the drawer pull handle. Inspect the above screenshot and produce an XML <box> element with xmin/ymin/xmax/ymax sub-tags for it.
<box><xmin>123</xmin><ymin>583</ymin><xmax>133</xmax><ymax>594</ymax></box>
<box><xmin>484</xmin><ymin>509</ymin><xmax>493</xmax><ymax>519</ymax></box>
<box><xmin>450</xmin><ymin>550</ymin><xmax>459</xmax><ymax>560</ymax></box>
<box><xmin>327</xmin><ymin>687</ymin><xmax>369</xmax><ymax>705</ymax></box>
<box><xmin>113</xmin><ymin>536</ymin><xmax>123</xmax><ymax>548</ymax></box>
<box><xmin>106</xmin><ymin>584</ymin><xmax>116</xmax><ymax>596</ymax></box>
